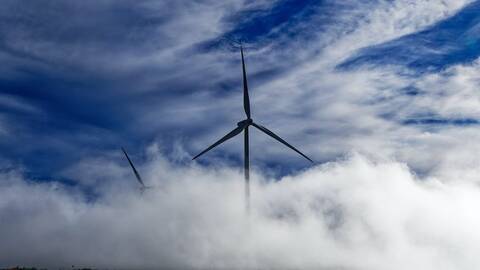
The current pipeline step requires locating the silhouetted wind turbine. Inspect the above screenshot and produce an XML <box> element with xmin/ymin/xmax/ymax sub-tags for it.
<box><xmin>192</xmin><ymin>45</ymin><xmax>313</xmax><ymax>211</ymax></box>
<box><xmin>122</xmin><ymin>147</ymin><xmax>152</xmax><ymax>193</ymax></box>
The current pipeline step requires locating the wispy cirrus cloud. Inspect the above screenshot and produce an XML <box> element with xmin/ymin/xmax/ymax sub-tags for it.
<box><xmin>0</xmin><ymin>0</ymin><xmax>476</xmax><ymax>176</ymax></box>
<box><xmin>339</xmin><ymin>1</ymin><xmax>480</xmax><ymax>72</ymax></box>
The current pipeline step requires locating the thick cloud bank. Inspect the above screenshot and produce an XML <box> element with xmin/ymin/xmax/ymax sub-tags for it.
<box><xmin>2</xmin><ymin>152</ymin><xmax>480</xmax><ymax>269</ymax></box>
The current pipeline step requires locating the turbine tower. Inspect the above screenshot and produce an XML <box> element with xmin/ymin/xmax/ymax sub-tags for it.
<box><xmin>192</xmin><ymin>45</ymin><xmax>313</xmax><ymax>211</ymax></box>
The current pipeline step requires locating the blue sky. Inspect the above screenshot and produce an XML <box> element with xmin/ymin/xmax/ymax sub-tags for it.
<box><xmin>340</xmin><ymin>1</ymin><xmax>480</xmax><ymax>71</ymax></box>
<box><xmin>2</xmin><ymin>0</ymin><xmax>480</xmax><ymax>182</ymax></box>
<box><xmin>1</xmin><ymin>0</ymin><xmax>480</xmax><ymax>182</ymax></box>
<box><xmin>5</xmin><ymin>1</ymin><xmax>480</xmax><ymax>269</ymax></box>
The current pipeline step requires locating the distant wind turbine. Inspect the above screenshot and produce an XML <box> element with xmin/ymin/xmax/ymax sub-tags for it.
<box><xmin>122</xmin><ymin>147</ymin><xmax>152</xmax><ymax>193</ymax></box>
<box><xmin>192</xmin><ymin>45</ymin><xmax>313</xmax><ymax>211</ymax></box>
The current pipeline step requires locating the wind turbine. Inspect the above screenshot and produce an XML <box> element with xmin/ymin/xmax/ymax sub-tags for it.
<box><xmin>192</xmin><ymin>45</ymin><xmax>313</xmax><ymax>211</ymax></box>
<box><xmin>122</xmin><ymin>147</ymin><xmax>152</xmax><ymax>193</ymax></box>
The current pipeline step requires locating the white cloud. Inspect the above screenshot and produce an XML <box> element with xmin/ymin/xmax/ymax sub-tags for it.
<box><xmin>171</xmin><ymin>0</ymin><xmax>477</xmax><ymax>171</ymax></box>
<box><xmin>320</xmin><ymin>0</ymin><xmax>474</xmax><ymax>63</ymax></box>
<box><xmin>1</xmin><ymin>0</ymin><xmax>476</xmax><ymax>173</ymax></box>
<box><xmin>4</xmin><ymin>1</ymin><xmax>480</xmax><ymax>268</ymax></box>
<box><xmin>209</xmin><ymin>0</ymin><xmax>480</xmax><ymax>176</ymax></box>
<box><xmin>3</xmin><ymin>152</ymin><xmax>480</xmax><ymax>269</ymax></box>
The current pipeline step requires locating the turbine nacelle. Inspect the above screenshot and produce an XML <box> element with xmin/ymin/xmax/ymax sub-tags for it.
<box><xmin>237</xmin><ymin>119</ymin><xmax>253</xmax><ymax>127</ymax></box>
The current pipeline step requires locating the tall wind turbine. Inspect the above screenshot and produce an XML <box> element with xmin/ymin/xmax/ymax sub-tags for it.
<box><xmin>192</xmin><ymin>45</ymin><xmax>313</xmax><ymax>211</ymax></box>
<box><xmin>122</xmin><ymin>147</ymin><xmax>152</xmax><ymax>193</ymax></box>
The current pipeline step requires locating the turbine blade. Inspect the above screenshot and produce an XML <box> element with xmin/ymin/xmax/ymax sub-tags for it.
<box><xmin>251</xmin><ymin>122</ymin><xmax>313</xmax><ymax>163</ymax></box>
<box><xmin>192</xmin><ymin>125</ymin><xmax>245</xmax><ymax>160</ymax></box>
<box><xmin>121</xmin><ymin>147</ymin><xmax>146</xmax><ymax>187</ymax></box>
<box><xmin>241</xmin><ymin>45</ymin><xmax>251</xmax><ymax>119</ymax></box>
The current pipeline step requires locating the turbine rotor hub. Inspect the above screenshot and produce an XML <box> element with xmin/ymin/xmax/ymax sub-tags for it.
<box><xmin>237</xmin><ymin>119</ymin><xmax>253</xmax><ymax>127</ymax></box>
